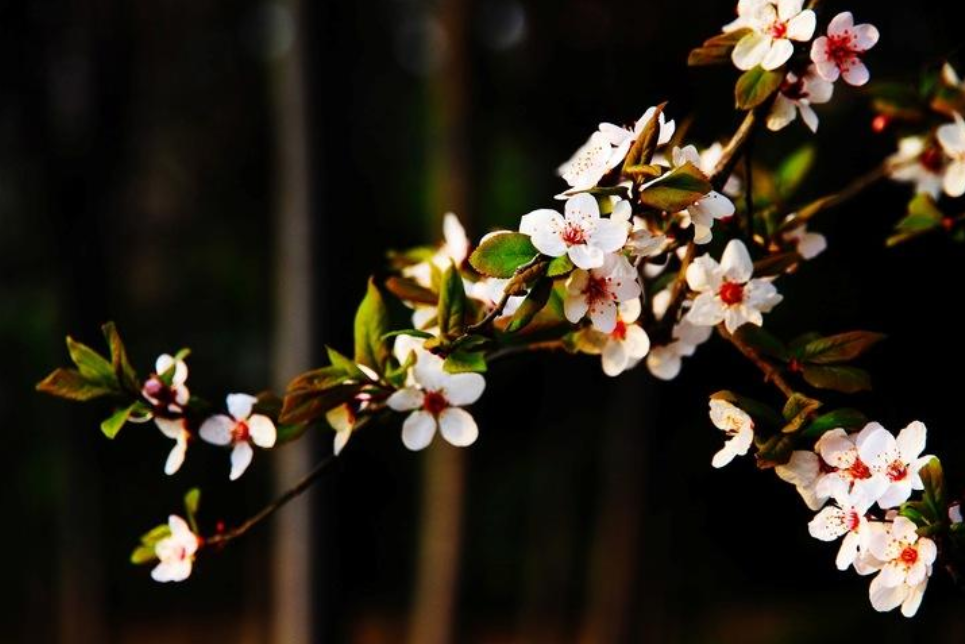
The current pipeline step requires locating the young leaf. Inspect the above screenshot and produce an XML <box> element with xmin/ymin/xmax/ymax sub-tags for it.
<box><xmin>130</xmin><ymin>545</ymin><xmax>158</xmax><ymax>565</ymax></box>
<box><xmin>781</xmin><ymin>393</ymin><xmax>821</xmax><ymax>434</ymax></box>
<box><xmin>638</xmin><ymin>162</ymin><xmax>711</xmax><ymax>212</ymax></box>
<box><xmin>735</xmin><ymin>66</ymin><xmax>784</xmax><ymax>110</ymax></box>
<box><xmin>102</xmin><ymin>322</ymin><xmax>139</xmax><ymax>393</ymax></box>
<box><xmin>280</xmin><ymin>383</ymin><xmax>366</xmax><ymax>425</ymax></box>
<box><xmin>796</xmin><ymin>331</ymin><xmax>886</xmax><ymax>364</ymax></box>
<box><xmin>802</xmin><ymin>408</ymin><xmax>868</xmax><ymax>438</ymax></box>
<box><xmin>887</xmin><ymin>193</ymin><xmax>944</xmax><ymax>247</ymax></box>
<box><xmin>67</xmin><ymin>336</ymin><xmax>117</xmax><ymax>387</ymax></box>
<box><xmin>443</xmin><ymin>350</ymin><xmax>487</xmax><ymax>374</ymax></box>
<box><xmin>919</xmin><ymin>457</ymin><xmax>946</xmax><ymax>525</ymax></box>
<box><xmin>354</xmin><ymin>279</ymin><xmax>391</xmax><ymax>372</ymax></box>
<box><xmin>469</xmin><ymin>232</ymin><xmax>538</xmax><ymax>278</ymax></box>
<box><xmin>801</xmin><ymin>364</ymin><xmax>872</xmax><ymax>393</ymax></box>
<box><xmin>624</xmin><ymin>103</ymin><xmax>666</xmax><ymax>174</ymax></box>
<box><xmin>775</xmin><ymin>145</ymin><xmax>815</xmax><ymax>198</ymax></box>
<box><xmin>506</xmin><ymin>278</ymin><xmax>553</xmax><ymax>333</ymax></box>
<box><xmin>687</xmin><ymin>28</ymin><xmax>750</xmax><ymax>66</ymax></box>
<box><xmin>36</xmin><ymin>368</ymin><xmax>116</xmax><ymax>401</ymax></box>
<box><xmin>438</xmin><ymin>263</ymin><xmax>467</xmax><ymax>339</ymax></box>
<box><xmin>101</xmin><ymin>402</ymin><xmax>140</xmax><ymax>439</ymax></box>
<box><xmin>326</xmin><ymin>346</ymin><xmax>365</xmax><ymax>379</ymax></box>
<box><xmin>384</xmin><ymin>276</ymin><xmax>438</xmax><ymax>306</ymax></box>
<box><xmin>546</xmin><ymin>255</ymin><xmax>575</xmax><ymax>277</ymax></box>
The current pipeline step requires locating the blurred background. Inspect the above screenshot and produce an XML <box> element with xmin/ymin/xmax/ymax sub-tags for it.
<box><xmin>3</xmin><ymin>0</ymin><xmax>965</xmax><ymax>642</ymax></box>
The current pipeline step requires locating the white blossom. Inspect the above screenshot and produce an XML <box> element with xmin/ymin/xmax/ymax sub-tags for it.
<box><xmin>808</xmin><ymin>489</ymin><xmax>877</xmax><ymax>571</ymax></box>
<box><xmin>598</xmin><ymin>106</ymin><xmax>676</xmax><ymax>171</ymax></box>
<box><xmin>558</xmin><ymin>131</ymin><xmax>615</xmax><ymax>194</ymax></box>
<box><xmin>709</xmin><ymin>399</ymin><xmax>754</xmax><ymax>468</ymax></box>
<box><xmin>685</xmin><ymin>239</ymin><xmax>783</xmax><ymax>333</ymax></box>
<box><xmin>813</xmin><ymin>425</ymin><xmax>889</xmax><ymax>504</ymax></box>
<box><xmin>887</xmin><ymin>136</ymin><xmax>946</xmax><ymax>199</ymax></box>
<box><xmin>866</xmin><ymin>517</ymin><xmax>936</xmax><ymax>617</ymax></box>
<box><xmin>199</xmin><ymin>393</ymin><xmax>277</xmax><ymax>480</ymax></box>
<box><xmin>767</xmin><ymin>65</ymin><xmax>834</xmax><ymax>133</ymax></box>
<box><xmin>520</xmin><ymin>194</ymin><xmax>628</xmax><ymax>269</ymax></box>
<box><xmin>154</xmin><ymin>417</ymin><xmax>190</xmax><ymax>475</ymax></box>
<box><xmin>698</xmin><ymin>142</ymin><xmax>741</xmax><ymax>197</ymax></box>
<box><xmin>142</xmin><ymin>354</ymin><xmax>190</xmax><ymax>414</ymax></box>
<box><xmin>775</xmin><ymin>449</ymin><xmax>830</xmax><ymax>510</ymax></box>
<box><xmin>937</xmin><ymin>112</ymin><xmax>965</xmax><ymax>197</ymax></box>
<box><xmin>582</xmin><ymin>299</ymin><xmax>651</xmax><ymax>377</ymax></box>
<box><xmin>645</xmin><ymin>289</ymin><xmax>712</xmax><ymax>381</ymax></box>
<box><xmin>670</xmin><ymin>146</ymin><xmax>735</xmax><ymax>244</ymax></box>
<box><xmin>726</xmin><ymin>0</ymin><xmax>817</xmax><ymax>71</ymax></box>
<box><xmin>387</xmin><ymin>352</ymin><xmax>485</xmax><ymax>451</ymax></box>
<box><xmin>151</xmin><ymin>515</ymin><xmax>200</xmax><ymax>583</ymax></box>
<box><xmin>403</xmin><ymin>212</ymin><xmax>470</xmax><ymax>289</ymax></box>
<box><xmin>564</xmin><ymin>253</ymin><xmax>642</xmax><ymax>333</ymax></box>
<box><xmin>782</xmin><ymin>219</ymin><xmax>827</xmax><ymax>260</ymax></box>
<box><xmin>811</xmin><ymin>12</ymin><xmax>879</xmax><ymax>86</ymax></box>
<box><xmin>857</xmin><ymin>421</ymin><xmax>933</xmax><ymax>509</ymax></box>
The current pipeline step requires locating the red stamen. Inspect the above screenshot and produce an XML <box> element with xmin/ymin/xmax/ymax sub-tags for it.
<box><xmin>718</xmin><ymin>281</ymin><xmax>745</xmax><ymax>306</ymax></box>
<box><xmin>920</xmin><ymin>147</ymin><xmax>944</xmax><ymax>172</ymax></box>
<box><xmin>561</xmin><ymin>224</ymin><xmax>586</xmax><ymax>246</ymax></box>
<box><xmin>900</xmin><ymin>546</ymin><xmax>919</xmax><ymax>565</ymax></box>
<box><xmin>849</xmin><ymin>458</ymin><xmax>872</xmax><ymax>480</ymax></box>
<box><xmin>232</xmin><ymin>420</ymin><xmax>251</xmax><ymax>443</ymax></box>
<box><xmin>887</xmin><ymin>460</ymin><xmax>908</xmax><ymax>482</ymax></box>
<box><xmin>611</xmin><ymin>319</ymin><xmax>628</xmax><ymax>341</ymax></box>
<box><xmin>423</xmin><ymin>391</ymin><xmax>449</xmax><ymax>416</ymax></box>
<box><xmin>846</xmin><ymin>510</ymin><xmax>861</xmax><ymax>532</ymax></box>
<box><xmin>825</xmin><ymin>32</ymin><xmax>858</xmax><ymax>69</ymax></box>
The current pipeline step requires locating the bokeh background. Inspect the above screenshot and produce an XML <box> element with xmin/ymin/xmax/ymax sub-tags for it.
<box><xmin>3</xmin><ymin>0</ymin><xmax>965</xmax><ymax>642</ymax></box>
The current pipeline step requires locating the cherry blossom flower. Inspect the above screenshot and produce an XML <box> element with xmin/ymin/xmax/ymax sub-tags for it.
<box><xmin>141</xmin><ymin>354</ymin><xmax>190</xmax><ymax>414</ymax></box>
<box><xmin>867</xmin><ymin>516</ymin><xmax>936</xmax><ymax>617</ymax></box>
<box><xmin>685</xmin><ymin>239</ymin><xmax>783</xmax><ymax>333</ymax></box>
<box><xmin>465</xmin><ymin>277</ymin><xmax>525</xmax><ymax>320</ymax></box>
<box><xmin>937</xmin><ymin>112</ymin><xmax>965</xmax><ymax>197</ymax></box>
<box><xmin>810</xmin><ymin>12</ymin><xmax>879</xmax><ymax>86</ymax></box>
<box><xmin>668</xmin><ymin>146</ymin><xmax>735</xmax><ymax>244</ymax></box>
<box><xmin>782</xmin><ymin>219</ymin><xmax>827</xmax><ymax>260</ymax></box>
<box><xmin>709</xmin><ymin>399</ymin><xmax>754</xmax><ymax>468</ymax></box>
<box><xmin>645</xmin><ymin>320</ymin><xmax>714</xmax><ymax>381</ymax></box>
<box><xmin>403</xmin><ymin>212</ymin><xmax>470</xmax><ymax>288</ymax></box>
<box><xmin>808</xmin><ymin>490</ymin><xmax>877</xmax><ymax>570</ymax></box>
<box><xmin>775</xmin><ymin>450</ymin><xmax>830</xmax><ymax>511</ymax></box>
<box><xmin>598</xmin><ymin>106</ymin><xmax>676</xmax><ymax>170</ymax></box>
<box><xmin>520</xmin><ymin>194</ymin><xmax>628</xmax><ymax>270</ymax></box>
<box><xmin>814</xmin><ymin>425</ymin><xmax>889</xmax><ymax>503</ymax></box>
<box><xmin>564</xmin><ymin>253</ymin><xmax>642</xmax><ymax>334</ymax></box>
<box><xmin>887</xmin><ymin>136</ymin><xmax>946</xmax><ymax>198</ymax></box>
<box><xmin>726</xmin><ymin>0</ymin><xmax>817</xmax><ymax>71</ymax></box>
<box><xmin>387</xmin><ymin>352</ymin><xmax>485</xmax><ymax>451</ymax></box>
<box><xmin>154</xmin><ymin>417</ymin><xmax>190</xmax><ymax>475</ymax></box>
<box><xmin>610</xmin><ymin>198</ymin><xmax>668</xmax><ymax>259</ymax></box>
<box><xmin>858</xmin><ymin>421</ymin><xmax>933</xmax><ymax>509</ymax></box>
<box><xmin>698</xmin><ymin>142</ymin><xmax>741</xmax><ymax>197</ymax></box>
<box><xmin>327</xmin><ymin>394</ymin><xmax>373</xmax><ymax>456</ymax></box>
<box><xmin>558</xmin><ymin>131</ymin><xmax>615</xmax><ymax>193</ymax></box>
<box><xmin>581</xmin><ymin>299</ymin><xmax>651</xmax><ymax>377</ymax></box>
<box><xmin>199</xmin><ymin>393</ymin><xmax>277</xmax><ymax>481</ymax></box>
<box><xmin>151</xmin><ymin>515</ymin><xmax>200</xmax><ymax>583</ymax></box>
<box><xmin>767</xmin><ymin>65</ymin><xmax>834</xmax><ymax>133</ymax></box>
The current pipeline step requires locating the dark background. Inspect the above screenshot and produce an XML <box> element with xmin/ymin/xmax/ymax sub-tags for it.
<box><xmin>2</xmin><ymin>0</ymin><xmax>965</xmax><ymax>642</ymax></box>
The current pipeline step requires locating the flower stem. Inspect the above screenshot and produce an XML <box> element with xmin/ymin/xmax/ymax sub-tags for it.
<box><xmin>718</xmin><ymin>325</ymin><xmax>795</xmax><ymax>398</ymax></box>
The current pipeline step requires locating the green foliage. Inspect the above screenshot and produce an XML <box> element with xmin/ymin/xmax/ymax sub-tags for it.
<box><xmin>623</xmin><ymin>103</ymin><xmax>666</xmax><ymax>178</ymax></box>
<box><xmin>775</xmin><ymin>145</ymin><xmax>816</xmax><ymax>199</ymax></box>
<box><xmin>801</xmin><ymin>364</ymin><xmax>872</xmax><ymax>393</ymax></box>
<box><xmin>384</xmin><ymin>276</ymin><xmax>438</xmax><ymax>305</ymax></box>
<box><xmin>794</xmin><ymin>331</ymin><xmax>886</xmax><ymax>364</ymax></box>
<box><xmin>103</xmin><ymin>322</ymin><xmax>140</xmax><ymax>393</ymax></box>
<box><xmin>887</xmin><ymin>194</ymin><xmax>946</xmax><ymax>247</ymax></box>
<box><xmin>506</xmin><ymin>278</ymin><xmax>553</xmax><ymax>333</ymax></box>
<box><xmin>735</xmin><ymin>66</ymin><xmax>784</xmax><ymax>110</ymax></box>
<box><xmin>130</xmin><ymin>523</ymin><xmax>172</xmax><ymax>565</ymax></box>
<box><xmin>802</xmin><ymin>408</ymin><xmax>868</xmax><ymax>438</ymax></box>
<box><xmin>781</xmin><ymin>393</ymin><xmax>822</xmax><ymax>434</ymax></box>
<box><xmin>469</xmin><ymin>232</ymin><xmax>539</xmax><ymax>278</ymax></box>
<box><xmin>438</xmin><ymin>263</ymin><xmax>467</xmax><ymax>339</ymax></box>
<box><xmin>444</xmin><ymin>350</ymin><xmax>487</xmax><ymax>374</ymax></box>
<box><xmin>36</xmin><ymin>368</ymin><xmax>116</xmax><ymax>401</ymax></box>
<box><xmin>354</xmin><ymin>279</ymin><xmax>391</xmax><ymax>372</ymax></box>
<box><xmin>37</xmin><ymin>324</ymin><xmax>142</xmax><ymax>403</ymax></box>
<box><xmin>546</xmin><ymin>255</ymin><xmax>574</xmax><ymax>277</ymax></box>
<box><xmin>101</xmin><ymin>402</ymin><xmax>141</xmax><ymax>439</ymax></box>
<box><xmin>638</xmin><ymin>162</ymin><xmax>711</xmax><ymax>212</ymax></box>
<box><xmin>184</xmin><ymin>488</ymin><xmax>201</xmax><ymax>533</ymax></box>
<box><xmin>901</xmin><ymin>457</ymin><xmax>948</xmax><ymax>535</ymax></box>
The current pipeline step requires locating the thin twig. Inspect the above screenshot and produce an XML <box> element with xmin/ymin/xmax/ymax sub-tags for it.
<box><xmin>205</xmin><ymin>454</ymin><xmax>337</xmax><ymax>547</ymax></box>
<box><xmin>466</xmin><ymin>255</ymin><xmax>543</xmax><ymax>334</ymax></box>
<box><xmin>719</xmin><ymin>326</ymin><xmax>795</xmax><ymax>398</ymax></box>
<box><xmin>779</xmin><ymin>162</ymin><xmax>890</xmax><ymax>233</ymax></box>
<box><xmin>487</xmin><ymin>340</ymin><xmax>566</xmax><ymax>363</ymax></box>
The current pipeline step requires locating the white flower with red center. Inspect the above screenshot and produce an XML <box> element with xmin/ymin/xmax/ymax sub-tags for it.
<box><xmin>199</xmin><ymin>393</ymin><xmax>278</xmax><ymax>481</ymax></box>
<box><xmin>814</xmin><ymin>425</ymin><xmax>889</xmax><ymax>503</ymax></box>
<box><xmin>403</xmin><ymin>212</ymin><xmax>471</xmax><ymax>289</ymax></box>
<box><xmin>808</xmin><ymin>490</ymin><xmax>877</xmax><ymax>571</ymax></box>
<box><xmin>781</xmin><ymin>219</ymin><xmax>827</xmax><ymax>260</ymax></box>
<box><xmin>154</xmin><ymin>417</ymin><xmax>190</xmax><ymax>475</ymax></box>
<box><xmin>810</xmin><ymin>12</ymin><xmax>879</xmax><ymax>86</ymax></box>
<box><xmin>666</xmin><ymin>146</ymin><xmax>735</xmax><ymax>244</ymax></box>
<box><xmin>887</xmin><ymin>136</ymin><xmax>947</xmax><ymax>199</ymax></box>
<box><xmin>558</xmin><ymin>131</ymin><xmax>615</xmax><ymax>193</ymax></box>
<box><xmin>937</xmin><ymin>112</ymin><xmax>965</xmax><ymax>197</ymax></box>
<box><xmin>645</xmin><ymin>320</ymin><xmax>713</xmax><ymax>381</ymax></box>
<box><xmin>151</xmin><ymin>515</ymin><xmax>201</xmax><ymax>583</ymax></box>
<box><xmin>564</xmin><ymin>253</ymin><xmax>642</xmax><ymax>334</ymax></box>
<box><xmin>709</xmin><ymin>399</ymin><xmax>754</xmax><ymax>468</ymax></box>
<box><xmin>867</xmin><ymin>516</ymin><xmax>936</xmax><ymax>617</ymax></box>
<box><xmin>726</xmin><ymin>0</ymin><xmax>817</xmax><ymax>71</ymax></box>
<box><xmin>141</xmin><ymin>354</ymin><xmax>190</xmax><ymax>414</ymax></box>
<box><xmin>598</xmin><ymin>106</ymin><xmax>676</xmax><ymax>170</ymax></box>
<box><xmin>775</xmin><ymin>449</ymin><xmax>830</xmax><ymax>511</ymax></box>
<box><xmin>767</xmin><ymin>65</ymin><xmax>834</xmax><ymax>132</ymax></box>
<box><xmin>858</xmin><ymin>421</ymin><xmax>933</xmax><ymax>509</ymax></box>
<box><xmin>684</xmin><ymin>239</ymin><xmax>783</xmax><ymax>333</ymax></box>
<box><xmin>465</xmin><ymin>277</ymin><xmax>525</xmax><ymax>320</ymax></box>
<box><xmin>520</xmin><ymin>194</ymin><xmax>628</xmax><ymax>270</ymax></box>
<box><xmin>609</xmin><ymin>198</ymin><xmax>667</xmax><ymax>259</ymax></box>
<box><xmin>387</xmin><ymin>352</ymin><xmax>485</xmax><ymax>451</ymax></box>
<box><xmin>591</xmin><ymin>299</ymin><xmax>651</xmax><ymax>377</ymax></box>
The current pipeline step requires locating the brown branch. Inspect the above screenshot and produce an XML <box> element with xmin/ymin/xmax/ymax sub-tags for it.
<box><xmin>205</xmin><ymin>454</ymin><xmax>337</xmax><ymax>547</ymax></box>
<box><xmin>778</xmin><ymin>162</ymin><xmax>890</xmax><ymax>234</ymax></box>
<box><xmin>487</xmin><ymin>339</ymin><xmax>566</xmax><ymax>363</ymax></box>
<box><xmin>466</xmin><ymin>255</ymin><xmax>544</xmax><ymax>334</ymax></box>
<box><xmin>718</xmin><ymin>326</ymin><xmax>795</xmax><ymax>398</ymax></box>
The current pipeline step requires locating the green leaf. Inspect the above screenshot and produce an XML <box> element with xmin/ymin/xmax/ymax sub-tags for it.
<box><xmin>638</xmin><ymin>162</ymin><xmax>712</xmax><ymax>212</ymax></box>
<box><xmin>469</xmin><ymin>232</ymin><xmax>539</xmax><ymax>278</ymax></box>
<box><xmin>775</xmin><ymin>145</ymin><xmax>815</xmax><ymax>198</ymax></box>
<box><xmin>506</xmin><ymin>278</ymin><xmax>553</xmax><ymax>333</ymax></box>
<box><xmin>546</xmin><ymin>255</ymin><xmax>575</xmax><ymax>278</ymax></box>
<box><xmin>130</xmin><ymin>545</ymin><xmax>158</xmax><ymax>565</ymax></box>
<box><xmin>919</xmin><ymin>457</ymin><xmax>946</xmax><ymax>525</ymax></box>
<box><xmin>438</xmin><ymin>263</ymin><xmax>467</xmax><ymax>339</ymax></box>
<box><xmin>796</xmin><ymin>331</ymin><xmax>886</xmax><ymax>364</ymax></box>
<box><xmin>381</xmin><ymin>329</ymin><xmax>435</xmax><ymax>342</ymax></box>
<box><xmin>801</xmin><ymin>364</ymin><xmax>872</xmax><ymax>393</ymax></box>
<box><xmin>67</xmin><ymin>336</ymin><xmax>117</xmax><ymax>386</ymax></box>
<box><xmin>623</xmin><ymin>103</ymin><xmax>666</xmax><ymax>175</ymax></box>
<box><xmin>887</xmin><ymin>193</ymin><xmax>945</xmax><ymax>247</ymax></box>
<box><xmin>781</xmin><ymin>393</ymin><xmax>822</xmax><ymax>434</ymax></box>
<box><xmin>280</xmin><ymin>382</ymin><xmax>366</xmax><ymax>425</ymax></box>
<box><xmin>802</xmin><ymin>408</ymin><xmax>869</xmax><ymax>438</ymax></box>
<box><xmin>326</xmin><ymin>346</ymin><xmax>365</xmax><ymax>379</ymax></box>
<box><xmin>276</xmin><ymin>422</ymin><xmax>309</xmax><ymax>444</ymax></box>
<box><xmin>710</xmin><ymin>390</ymin><xmax>784</xmax><ymax>428</ymax></box>
<box><xmin>734</xmin><ymin>325</ymin><xmax>787</xmax><ymax>361</ymax></box>
<box><xmin>384</xmin><ymin>276</ymin><xmax>438</xmax><ymax>306</ymax></box>
<box><xmin>756</xmin><ymin>434</ymin><xmax>796</xmax><ymax>469</ymax></box>
<box><xmin>354</xmin><ymin>279</ymin><xmax>391</xmax><ymax>372</ymax></box>
<box><xmin>102</xmin><ymin>322</ymin><xmax>139</xmax><ymax>392</ymax></box>
<box><xmin>687</xmin><ymin>28</ymin><xmax>750</xmax><ymax>66</ymax></box>
<box><xmin>287</xmin><ymin>365</ymin><xmax>352</xmax><ymax>392</ymax></box>
<box><xmin>735</xmin><ymin>66</ymin><xmax>784</xmax><ymax>110</ymax></box>
<box><xmin>184</xmin><ymin>488</ymin><xmax>201</xmax><ymax>520</ymax></box>
<box><xmin>443</xmin><ymin>350</ymin><xmax>487</xmax><ymax>374</ymax></box>
<box><xmin>101</xmin><ymin>402</ymin><xmax>139</xmax><ymax>439</ymax></box>
<box><xmin>36</xmin><ymin>368</ymin><xmax>116</xmax><ymax>401</ymax></box>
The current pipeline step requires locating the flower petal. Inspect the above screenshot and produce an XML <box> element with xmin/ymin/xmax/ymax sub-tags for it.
<box><xmin>587</xmin><ymin>218</ymin><xmax>629</xmax><ymax>254</ymax></box>
<box><xmin>199</xmin><ymin>415</ymin><xmax>235</xmax><ymax>446</ymax></box>
<box><xmin>227</xmin><ymin>393</ymin><xmax>257</xmax><ymax>421</ymax></box>
<box><xmin>785</xmin><ymin>9</ymin><xmax>816</xmax><ymax>40</ymax></box>
<box><xmin>165</xmin><ymin>437</ymin><xmax>188</xmax><ymax>475</ymax></box>
<box><xmin>827</xmin><ymin>11</ymin><xmax>853</xmax><ymax>37</ymax></box>
<box><xmin>247</xmin><ymin>414</ymin><xmax>277</xmax><ymax>448</ymax></box>
<box><xmin>388</xmin><ymin>387</ymin><xmax>425</xmax><ymax>412</ymax></box>
<box><xmin>869</xmin><ymin>571</ymin><xmax>907</xmax><ymax>612</ymax></box>
<box><xmin>761</xmin><ymin>38</ymin><xmax>794</xmax><ymax>70</ymax></box>
<box><xmin>720</xmin><ymin>239</ymin><xmax>754</xmax><ymax>283</ymax></box>
<box><xmin>568</xmin><ymin>243</ymin><xmax>605</xmax><ymax>270</ymax></box>
<box><xmin>564</xmin><ymin>193</ymin><xmax>600</xmax><ymax>224</ymax></box>
<box><xmin>842</xmin><ymin>60</ymin><xmax>870</xmax><ymax>86</ymax></box>
<box><xmin>438</xmin><ymin>407</ymin><xmax>479</xmax><ymax>447</ymax></box>
<box><xmin>732</xmin><ymin>32</ymin><xmax>770</xmax><ymax>71</ymax></box>
<box><xmin>402</xmin><ymin>411</ymin><xmax>437</xmax><ymax>451</ymax></box>
<box><xmin>229</xmin><ymin>442</ymin><xmax>254</xmax><ymax>481</ymax></box>
<box><xmin>443</xmin><ymin>372</ymin><xmax>486</xmax><ymax>406</ymax></box>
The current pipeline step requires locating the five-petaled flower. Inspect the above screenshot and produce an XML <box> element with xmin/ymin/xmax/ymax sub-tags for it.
<box><xmin>767</xmin><ymin>65</ymin><xmax>834</xmax><ymax>133</ymax></box>
<box><xmin>142</xmin><ymin>354</ymin><xmax>190</xmax><ymax>414</ymax></box>
<box><xmin>726</xmin><ymin>0</ymin><xmax>817</xmax><ymax>71</ymax></box>
<box><xmin>685</xmin><ymin>239</ymin><xmax>783</xmax><ymax>333</ymax></box>
<box><xmin>857</xmin><ymin>421</ymin><xmax>932</xmax><ymax>509</ymax></box>
<box><xmin>151</xmin><ymin>515</ymin><xmax>200</xmax><ymax>583</ymax></box>
<box><xmin>810</xmin><ymin>12</ymin><xmax>879</xmax><ymax>86</ymax></box>
<box><xmin>887</xmin><ymin>136</ymin><xmax>947</xmax><ymax>199</ymax></box>
<box><xmin>668</xmin><ymin>146</ymin><xmax>735</xmax><ymax>244</ymax></box>
<box><xmin>564</xmin><ymin>253</ymin><xmax>642</xmax><ymax>334</ymax></box>
<box><xmin>387</xmin><ymin>352</ymin><xmax>486</xmax><ymax>451</ymax></box>
<box><xmin>598</xmin><ymin>106</ymin><xmax>676</xmax><ymax>172</ymax></box>
<box><xmin>782</xmin><ymin>219</ymin><xmax>827</xmax><ymax>260</ymax></box>
<box><xmin>866</xmin><ymin>516</ymin><xmax>936</xmax><ymax>617</ymax></box>
<box><xmin>937</xmin><ymin>112</ymin><xmax>965</xmax><ymax>197</ymax></box>
<box><xmin>808</xmin><ymin>490</ymin><xmax>877</xmax><ymax>571</ymax></box>
<box><xmin>585</xmin><ymin>298</ymin><xmax>651</xmax><ymax>377</ymax></box>
<box><xmin>709</xmin><ymin>399</ymin><xmax>755</xmax><ymax>468</ymax></box>
<box><xmin>199</xmin><ymin>393</ymin><xmax>278</xmax><ymax>481</ymax></box>
<box><xmin>775</xmin><ymin>449</ymin><xmax>830</xmax><ymax>511</ymax></box>
<box><xmin>520</xmin><ymin>194</ymin><xmax>628</xmax><ymax>270</ymax></box>
<box><xmin>813</xmin><ymin>424</ymin><xmax>889</xmax><ymax>503</ymax></box>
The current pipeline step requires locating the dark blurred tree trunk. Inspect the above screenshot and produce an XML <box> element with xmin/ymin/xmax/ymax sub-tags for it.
<box><xmin>269</xmin><ymin>0</ymin><xmax>318</xmax><ymax>642</ymax></box>
<box><xmin>407</xmin><ymin>1</ymin><xmax>470</xmax><ymax>643</ymax></box>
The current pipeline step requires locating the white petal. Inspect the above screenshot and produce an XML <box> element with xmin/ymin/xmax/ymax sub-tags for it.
<box><xmin>646</xmin><ymin>346</ymin><xmax>683</xmax><ymax>381</ymax></box>
<box><xmin>799</xmin><ymin>103</ymin><xmax>819</xmax><ymax>133</ymax></box>
<box><xmin>858</xmin><ymin>426</ymin><xmax>898</xmax><ymax>469</ymax></box>
<box><xmin>943</xmin><ymin>160</ymin><xmax>965</xmax><ymax>197</ymax></box>
<box><xmin>601</xmin><ymin>339</ymin><xmax>629</xmax><ymax>377</ymax></box>
<box><xmin>686</xmin><ymin>292</ymin><xmax>726</xmax><ymax>327</ymax></box>
<box><xmin>827</xmin><ymin>11</ymin><xmax>853</xmax><ymax>37</ymax></box>
<box><xmin>937</xmin><ymin>114</ymin><xmax>965</xmax><ymax>155</ymax></box>
<box><xmin>387</xmin><ymin>387</ymin><xmax>425</xmax><ymax>412</ymax></box>
<box><xmin>199</xmin><ymin>415</ymin><xmax>234</xmax><ymax>446</ymax></box>
<box><xmin>229</xmin><ymin>442</ymin><xmax>254</xmax><ymax>481</ymax></box>
<box><xmin>869</xmin><ymin>572</ymin><xmax>907</xmax><ymax>612</ymax></box>
<box><xmin>836</xmin><ymin>531</ymin><xmax>862</xmax><ymax>570</ymax></box>
<box><xmin>776</xmin><ymin>450</ymin><xmax>819</xmax><ymax>487</ymax></box>
<box><xmin>732</xmin><ymin>32</ymin><xmax>770</xmax><ymax>71</ymax></box>
<box><xmin>442</xmin><ymin>212</ymin><xmax>469</xmax><ymax>264</ymax></box>
<box><xmin>413</xmin><ymin>352</ymin><xmax>448</xmax><ymax>391</ymax></box>
<box><xmin>155</xmin><ymin>417</ymin><xmax>185</xmax><ymax>440</ymax></box>
<box><xmin>901</xmin><ymin>580</ymin><xmax>928</xmax><ymax>618</ymax></box>
<box><xmin>842</xmin><ymin>60</ymin><xmax>870</xmax><ymax>87</ymax></box>
<box><xmin>618</xmin><ymin>297</ymin><xmax>642</xmax><ymax>323</ymax></box>
<box><xmin>896</xmin><ymin>421</ymin><xmax>927</xmax><ymax>462</ymax></box>
<box><xmin>568</xmin><ymin>243</ymin><xmax>605</xmax><ymax>270</ymax></box>
<box><xmin>720</xmin><ymin>239</ymin><xmax>754</xmax><ymax>283</ymax></box>
<box><xmin>152</xmin><ymin>559</ymin><xmax>192</xmax><ymax>583</ymax></box>
<box><xmin>443</xmin><ymin>372</ymin><xmax>486</xmax><ymax>406</ymax></box>
<box><xmin>564</xmin><ymin>193</ymin><xmax>600</xmax><ymax>224</ymax></box>
<box><xmin>712</xmin><ymin>444</ymin><xmax>738</xmax><ymax>468</ymax></box>
<box><xmin>918</xmin><ymin>538</ymin><xmax>938</xmax><ymax>565</ymax></box>
<box><xmin>402</xmin><ymin>411</ymin><xmax>437</xmax><ymax>451</ymax></box>
<box><xmin>685</xmin><ymin>255</ymin><xmax>722</xmax><ymax>292</ymax></box>
<box><xmin>247</xmin><ymin>414</ymin><xmax>277</xmax><ymax>448</ymax></box>
<box><xmin>785</xmin><ymin>9</ymin><xmax>816</xmax><ymax>41</ymax></box>
<box><xmin>165</xmin><ymin>438</ymin><xmax>188</xmax><ymax>475</ymax></box>
<box><xmin>761</xmin><ymin>39</ymin><xmax>794</xmax><ymax>71</ymax></box>
<box><xmin>563</xmin><ymin>294</ymin><xmax>589</xmax><ymax>325</ymax></box>
<box><xmin>587</xmin><ymin>218</ymin><xmax>629</xmax><ymax>253</ymax></box>
<box><xmin>438</xmin><ymin>407</ymin><xmax>479</xmax><ymax>447</ymax></box>
<box><xmin>226</xmin><ymin>393</ymin><xmax>257</xmax><ymax>421</ymax></box>
<box><xmin>623</xmin><ymin>325</ymin><xmax>651</xmax><ymax>360</ymax></box>
<box><xmin>853</xmin><ymin>23</ymin><xmax>879</xmax><ymax>50</ymax></box>
<box><xmin>797</xmin><ymin>231</ymin><xmax>826</xmax><ymax>258</ymax></box>
<box><xmin>333</xmin><ymin>429</ymin><xmax>351</xmax><ymax>456</ymax></box>
<box><xmin>767</xmin><ymin>95</ymin><xmax>797</xmax><ymax>131</ymax></box>
<box><xmin>588</xmin><ymin>299</ymin><xmax>618</xmax><ymax>334</ymax></box>
<box><xmin>809</xmin><ymin>505</ymin><xmax>848</xmax><ymax>541</ymax></box>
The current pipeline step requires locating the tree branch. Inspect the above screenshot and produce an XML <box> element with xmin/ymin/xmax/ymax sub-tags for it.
<box><xmin>718</xmin><ymin>326</ymin><xmax>795</xmax><ymax>398</ymax></box>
